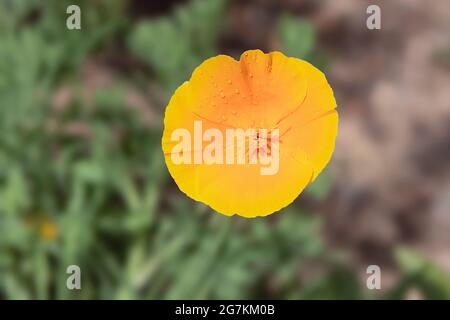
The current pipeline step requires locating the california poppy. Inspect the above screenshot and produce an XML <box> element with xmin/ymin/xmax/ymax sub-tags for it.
<box><xmin>162</xmin><ymin>50</ymin><xmax>337</xmax><ymax>218</ymax></box>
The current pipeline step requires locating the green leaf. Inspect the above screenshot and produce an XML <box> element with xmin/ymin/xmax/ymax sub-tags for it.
<box><xmin>128</xmin><ymin>0</ymin><xmax>226</xmax><ymax>93</ymax></box>
<box><xmin>278</xmin><ymin>13</ymin><xmax>315</xmax><ymax>59</ymax></box>
<box><xmin>395</xmin><ymin>247</ymin><xmax>450</xmax><ymax>299</ymax></box>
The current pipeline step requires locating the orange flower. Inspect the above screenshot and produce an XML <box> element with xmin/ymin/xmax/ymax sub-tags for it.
<box><xmin>162</xmin><ymin>49</ymin><xmax>337</xmax><ymax>218</ymax></box>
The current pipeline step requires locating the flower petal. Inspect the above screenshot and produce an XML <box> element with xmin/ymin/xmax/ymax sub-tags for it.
<box><xmin>182</xmin><ymin>50</ymin><xmax>308</xmax><ymax>129</ymax></box>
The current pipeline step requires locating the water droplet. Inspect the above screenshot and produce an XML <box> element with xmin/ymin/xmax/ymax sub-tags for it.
<box><xmin>227</xmin><ymin>80</ymin><xmax>232</xmax><ymax>85</ymax></box>
<box><xmin>220</xmin><ymin>91</ymin><xmax>225</xmax><ymax>98</ymax></box>
<box><xmin>221</xmin><ymin>115</ymin><xmax>227</xmax><ymax>121</ymax></box>
<box><xmin>249</xmin><ymin>73</ymin><xmax>253</xmax><ymax>78</ymax></box>
<box><xmin>231</xmin><ymin>110</ymin><xmax>237</xmax><ymax>115</ymax></box>
<box><xmin>234</xmin><ymin>88</ymin><xmax>240</xmax><ymax>94</ymax></box>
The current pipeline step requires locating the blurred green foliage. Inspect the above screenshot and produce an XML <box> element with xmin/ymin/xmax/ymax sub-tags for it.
<box><xmin>0</xmin><ymin>0</ymin><xmax>449</xmax><ymax>300</ymax></box>
<box><xmin>278</xmin><ymin>13</ymin><xmax>315</xmax><ymax>60</ymax></box>
<box><xmin>386</xmin><ymin>248</ymin><xmax>450</xmax><ymax>299</ymax></box>
<box><xmin>128</xmin><ymin>0</ymin><xmax>226</xmax><ymax>94</ymax></box>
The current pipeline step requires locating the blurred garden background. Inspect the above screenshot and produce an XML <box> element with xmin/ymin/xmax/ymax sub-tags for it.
<box><xmin>1</xmin><ymin>0</ymin><xmax>450</xmax><ymax>299</ymax></box>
